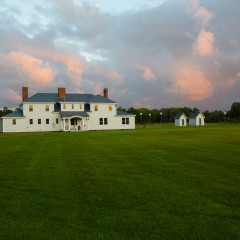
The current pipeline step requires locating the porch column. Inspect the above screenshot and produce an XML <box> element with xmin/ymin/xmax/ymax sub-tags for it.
<box><xmin>68</xmin><ymin>119</ymin><xmax>70</xmax><ymax>130</ymax></box>
<box><xmin>81</xmin><ymin>119</ymin><xmax>84</xmax><ymax>131</ymax></box>
<box><xmin>63</xmin><ymin>118</ymin><xmax>65</xmax><ymax>131</ymax></box>
<box><xmin>82</xmin><ymin>118</ymin><xmax>85</xmax><ymax>131</ymax></box>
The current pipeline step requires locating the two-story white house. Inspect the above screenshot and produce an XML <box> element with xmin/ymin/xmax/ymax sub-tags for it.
<box><xmin>0</xmin><ymin>87</ymin><xmax>135</xmax><ymax>133</ymax></box>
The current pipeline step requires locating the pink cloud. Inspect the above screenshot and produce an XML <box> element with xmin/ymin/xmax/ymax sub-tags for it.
<box><xmin>51</xmin><ymin>53</ymin><xmax>88</xmax><ymax>86</ymax></box>
<box><xmin>226</xmin><ymin>73</ymin><xmax>240</xmax><ymax>88</ymax></box>
<box><xmin>136</xmin><ymin>65</ymin><xmax>156</xmax><ymax>82</ymax></box>
<box><xmin>89</xmin><ymin>81</ymin><xmax>104</xmax><ymax>94</ymax></box>
<box><xmin>230</xmin><ymin>39</ymin><xmax>240</xmax><ymax>49</ymax></box>
<box><xmin>173</xmin><ymin>65</ymin><xmax>214</xmax><ymax>101</ymax></box>
<box><xmin>6</xmin><ymin>51</ymin><xmax>56</xmax><ymax>87</ymax></box>
<box><xmin>187</xmin><ymin>0</ymin><xmax>214</xmax><ymax>26</ymax></box>
<box><xmin>193</xmin><ymin>29</ymin><xmax>218</xmax><ymax>57</ymax></box>
<box><xmin>94</xmin><ymin>65</ymin><xmax>124</xmax><ymax>85</ymax></box>
<box><xmin>3</xmin><ymin>88</ymin><xmax>21</xmax><ymax>104</ymax></box>
<box><xmin>14</xmin><ymin>46</ymin><xmax>88</xmax><ymax>87</ymax></box>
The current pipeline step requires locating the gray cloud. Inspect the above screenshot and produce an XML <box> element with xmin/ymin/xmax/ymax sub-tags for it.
<box><xmin>0</xmin><ymin>0</ymin><xmax>240</xmax><ymax>110</ymax></box>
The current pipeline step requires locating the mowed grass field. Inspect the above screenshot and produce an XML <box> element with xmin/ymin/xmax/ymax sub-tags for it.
<box><xmin>0</xmin><ymin>124</ymin><xmax>240</xmax><ymax>240</ymax></box>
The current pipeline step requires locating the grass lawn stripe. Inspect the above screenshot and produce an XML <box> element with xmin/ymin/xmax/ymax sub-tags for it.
<box><xmin>0</xmin><ymin>124</ymin><xmax>239</xmax><ymax>239</ymax></box>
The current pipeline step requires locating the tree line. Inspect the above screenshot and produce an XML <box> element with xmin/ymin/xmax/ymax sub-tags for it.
<box><xmin>118</xmin><ymin>102</ymin><xmax>240</xmax><ymax>123</ymax></box>
<box><xmin>0</xmin><ymin>107</ymin><xmax>15</xmax><ymax>117</ymax></box>
<box><xmin>1</xmin><ymin>102</ymin><xmax>240</xmax><ymax>123</ymax></box>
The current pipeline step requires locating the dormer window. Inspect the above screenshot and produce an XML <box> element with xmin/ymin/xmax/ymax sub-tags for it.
<box><xmin>94</xmin><ymin>105</ymin><xmax>98</xmax><ymax>111</ymax></box>
<box><xmin>72</xmin><ymin>104</ymin><xmax>74</xmax><ymax>109</ymax></box>
<box><xmin>79</xmin><ymin>104</ymin><xmax>82</xmax><ymax>109</ymax></box>
<box><xmin>63</xmin><ymin>104</ymin><xmax>66</xmax><ymax>110</ymax></box>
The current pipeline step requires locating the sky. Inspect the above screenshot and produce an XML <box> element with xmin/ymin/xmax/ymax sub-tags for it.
<box><xmin>0</xmin><ymin>0</ymin><xmax>240</xmax><ymax>111</ymax></box>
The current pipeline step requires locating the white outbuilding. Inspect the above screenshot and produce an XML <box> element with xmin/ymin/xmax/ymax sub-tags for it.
<box><xmin>174</xmin><ymin>113</ymin><xmax>188</xmax><ymax>126</ymax></box>
<box><xmin>189</xmin><ymin>111</ymin><xmax>205</xmax><ymax>126</ymax></box>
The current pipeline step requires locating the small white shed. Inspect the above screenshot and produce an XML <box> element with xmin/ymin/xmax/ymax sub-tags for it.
<box><xmin>189</xmin><ymin>112</ymin><xmax>205</xmax><ymax>126</ymax></box>
<box><xmin>174</xmin><ymin>113</ymin><xmax>188</xmax><ymax>126</ymax></box>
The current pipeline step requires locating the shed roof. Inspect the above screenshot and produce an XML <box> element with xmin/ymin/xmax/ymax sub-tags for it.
<box><xmin>174</xmin><ymin>113</ymin><xmax>187</xmax><ymax>120</ymax></box>
<box><xmin>189</xmin><ymin>111</ymin><xmax>205</xmax><ymax>119</ymax></box>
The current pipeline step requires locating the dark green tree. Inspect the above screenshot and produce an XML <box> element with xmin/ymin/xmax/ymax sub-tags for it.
<box><xmin>230</xmin><ymin>102</ymin><xmax>240</xmax><ymax>119</ymax></box>
<box><xmin>0</xmin><ymin>107</ymin><xmax>13</xmax><ymax>117</ymax></box>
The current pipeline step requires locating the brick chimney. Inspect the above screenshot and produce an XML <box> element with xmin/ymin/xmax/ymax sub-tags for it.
<box><xmin>22</xmin><ymin>87</ymin><xmax>28</xmax><ymax>102</ymax></box>
<box><xmin>58</xmin><ymin>88</ymin><xmax>65</xmax><ymax>98</ymax></box>
<box><xmin>103</xmin><ymin>88</ymin><xmax>108</xmax><ymax>98</ymax></box>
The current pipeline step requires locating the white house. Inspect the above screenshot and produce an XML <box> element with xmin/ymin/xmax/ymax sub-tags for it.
<box><xmin>0</xmin><ymin>87</ymin><xmax>135</xmax><ymax>133</ymax></box>
<box><xmin>189</xmin><ymin>111</ymin><xmax>205</xmax><ymax>126</ymax></box>
<box><xmin>174</xmin><ymin>113</ymin><xmax>187</xmax><ymax>126</ymax></box>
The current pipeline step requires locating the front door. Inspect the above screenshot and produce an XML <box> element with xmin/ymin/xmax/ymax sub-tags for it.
<box><xmin>182</xmin><ymin>119</ymin><xmax>184</xmax><ymax>126</ymax></box>
<box><xmin>199</xmin><ymin>118</ymin><xmax>202</xmax><ymax>125</ymax></box>
<box><xmin>70</xmin><ymin>118</ymin><xmax>78</xmax><ymax>130</ymax></box>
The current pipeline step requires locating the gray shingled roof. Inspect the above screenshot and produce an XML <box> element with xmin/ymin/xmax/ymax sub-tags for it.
<box><xmin>174</xmin><ymin>113</ymin><xmax>187</xmax><ymax>120</ymax></box>
<box><xmin>23</xmin><ymin>93</ymin><xmax>116</xmax><ymax>104</ymax></box>
<box><xmin>87</xmin><ymin>94</ymin><xmax>116</xmax><ymax>103</ymax></box>
<box><xmin>24</xmin><ymin>93</ymin><xmax>93</xmax><ymax>103</ymax></box>
<box><xmin>116</xmin><ymin>110</ymin><xmax>134</xmax><ymax>116</ymax></box>
<box><xmin>60</xmin><ymin>111</ymin><xmax>89</xmax><ymax>118</ymax></box>
<box><xmin>189</xmin><ymin>111</ymin><xmax>205</xmax><ymax>119</ymax></box>
<box><xmin>2</xmin><ymin>110</ymin><xmax>24</xmax><ymax>118</ymax></box>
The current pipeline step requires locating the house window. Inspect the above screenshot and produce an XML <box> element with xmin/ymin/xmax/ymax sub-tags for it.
<box><xmin>94</xmin><ymin>105</ymin><xmax>98</xmax><ymax>111</ymax></box>
<box><xmin>72</xmin><ymin>104</ymin><xmax>74</xmax><ymax>109</ymax></box>
<box><xmin>46</xmin><ymin>119</ymin><xmax>49</xmax><ymax>124</ymax></box>
<box><xmin>30</xmin><ymin>119</ymin><xmax>33</xmax><ymax>124</ymax></box>
<box><xmin>99</xmin><ymin>118</ymin><xmax>108</xmax><ymax>125</ymax></box>
<box><xmin>56</xmin><ymin>118</ymin><xmax>58</xmax><ymax>124</ymax></box>
<box><xmin>63</xmin><ymin>104</ymin><xmax>66</xmax><ymax>109</ymax></box>
<box><xmin>122</xmin><ymin>118</ymin><xmax>129</xmax><ymax>125</ymax></box>
<box><xmin>109</xmin><ymin>105</ymin><xmax>112</xmax><ymax>111</ymax></box>
<box><xmin>12</xmin><ymin>119</ymin><xmax>16</xmax><ymax>125</ymax></box>
<box><xmin>79</xmin><ymin>104</ymin><xmax>82</xmax><ymax>109</ymax></box>
<box><xmin>29</xmin><ymin>105</ymin><xmax>33</xmax><ymax>112</ymax></box>
<box><xmin>45</xmin><ymin>105</ymin><xmax>49</xmax><ymax>111</ymax></box>
<box><xmin>38</xmin><ymin>119</ymin><xmax>41</xmax><ymax>124</ymax></box>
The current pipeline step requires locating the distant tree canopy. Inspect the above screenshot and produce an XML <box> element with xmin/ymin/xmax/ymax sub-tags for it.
<box><xmin>0</xmin><ymin>107</ymin><xmax>13</xmax><ymax>117</ymax></box>
<box><xmin>1</xmin><ymin>102</ymin><xmax>239</xmax><ymax>123</ymax></box>
<box><xmin>117</xmin><ymin>106</ymin><xmax>194</xmax><ymax>123</ymax></box>
<box><xmin>229</xmin><ymin>102</ymin><xmax>240</xmax><ymax>120</ymax></box>
<box><xmin>118</xmin><ymin>102</ymin><xmax>240</xmax><ymax>123</ymax></box>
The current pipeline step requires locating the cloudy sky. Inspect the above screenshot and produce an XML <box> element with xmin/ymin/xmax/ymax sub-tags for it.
<box><xmin>0</xmin><ymin>0</ymin><xmax>239</xmax><ymax>110</ymax></box>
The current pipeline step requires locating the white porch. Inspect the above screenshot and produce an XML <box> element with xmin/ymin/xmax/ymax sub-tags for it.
<box><xmin>61</xmin><ymin>117</ymin><xmax>89</xmax><ymax>132</ymax></box>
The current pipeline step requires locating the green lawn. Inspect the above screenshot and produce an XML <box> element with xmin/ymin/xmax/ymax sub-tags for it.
<box><xmin>0</xmin><ymin>124</ymin><xmax>239</xmax><ymax>240</ymax></box>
